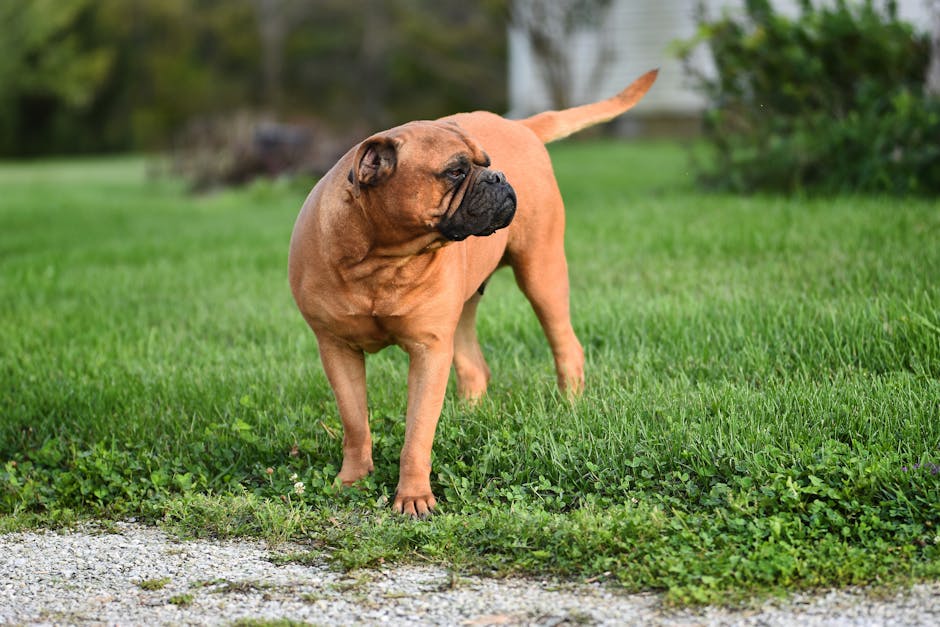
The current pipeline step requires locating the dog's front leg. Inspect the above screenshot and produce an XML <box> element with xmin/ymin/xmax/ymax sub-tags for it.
<box><xmin>394</xmin><ymin>340</ymin><xmax>454</xmax><ymax>517</ymax></box>
<box><xmin>315</xmin><ymin>332</ymin><xmax>374</xmax><ymax>486</ymax></box>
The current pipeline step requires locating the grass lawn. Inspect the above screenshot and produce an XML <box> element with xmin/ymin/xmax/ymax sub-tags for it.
<box><xmin>2</xmin><ymin>142</ymin><xmax>939</xmax><ymax>603</ymax></box>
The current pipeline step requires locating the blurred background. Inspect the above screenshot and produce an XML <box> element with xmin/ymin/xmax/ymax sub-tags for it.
<box><xmin>0</xmin><ymin>0</ymin><xmax>509</xmax><ymax>160</ymax></box>
<box><xmin>1</xmin><ymin>0</ymin><xmax>938</xmax><ymax>192</ymax></box>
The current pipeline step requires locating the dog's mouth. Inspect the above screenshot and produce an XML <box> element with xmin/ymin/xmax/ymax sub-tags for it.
<box><xmin>438</xmin><ymin>169</ymin><xmax>516</xmax><ymax>241</ymax></box>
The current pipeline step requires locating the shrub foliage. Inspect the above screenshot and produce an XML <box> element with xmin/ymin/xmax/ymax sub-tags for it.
<box><xmin>681</xmin><ymin>0</ymin><xmax>940</xmax><ymax>194</ymax></box>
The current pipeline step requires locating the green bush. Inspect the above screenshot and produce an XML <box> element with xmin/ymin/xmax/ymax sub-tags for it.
<box><xmin>681</xmin><ymin>0</ymin><xmax>940</xmax><ymax>194</ymax></box>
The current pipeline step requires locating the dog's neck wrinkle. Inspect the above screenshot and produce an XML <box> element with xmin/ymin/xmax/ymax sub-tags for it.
<box><xmin>326</xmin><ymin>219</ymin><xmax>446</xmax><ymax>284</ymax></box>
<box><xmin>343</xmin><ymin>195</ymin><xmax>449</xmax><ymax>260</ymax></box>
<box><xmin>334</xmin><ymin>241</ymin><xmax>447</xmax><ymax>303</ymax></box>
<box><xmin>324</xmin><ymin>191</ymin><xmax>450</xmax><ymax>289</ymax></box>
<box><xmin>337</xmin><ymin>235</ymin><xmax>446</xmax><ymax>281</ymax></box>
<box><xmin>370</xmin><ymin>234</ymin><xmax>452</xmax><ymax>259</ymax></box>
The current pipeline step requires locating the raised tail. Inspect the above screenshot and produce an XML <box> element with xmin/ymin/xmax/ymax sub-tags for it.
<box><xmin>520</xmin><ymin>69</ymin><xmax>659</xmax><ymax>144</ymax></box>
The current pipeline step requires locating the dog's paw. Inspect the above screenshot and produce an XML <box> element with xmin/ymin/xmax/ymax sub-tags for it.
<box><xmin>336</xmin><ymin>459</ymin><xmax>374</xmax><ymax>487</ymax></box>
<box><xmin>457</xmin><ymin>387</ymin><xmax>487</xmax><ymax>406</ymax></box>
<box><xmin>392</xmin><ymin>492</ymin><xmax>437</xmax><ymax>518</ymax></box>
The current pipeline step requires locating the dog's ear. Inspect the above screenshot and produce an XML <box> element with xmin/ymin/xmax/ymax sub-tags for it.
<box><xmin>349</xmin><ymin>136</ymin><xmax>398</xmax><ymax>196</ymax></box>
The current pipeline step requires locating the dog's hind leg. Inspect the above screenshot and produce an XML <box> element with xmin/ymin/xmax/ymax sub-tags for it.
<box><xmin>511</xmin><ymin>253</ymin><xmax>584</xmax><ymax>397</ymax></box>
<box><xmin>453</xmin><ymin>291</ymin><xmax>491</xmax><ymax>402</ymax></box>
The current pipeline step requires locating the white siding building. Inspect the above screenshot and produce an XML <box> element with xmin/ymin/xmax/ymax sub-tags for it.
<box><xmin>508</xmin><ymin>0</ymin><xmax>934</xmax><ymax>133</ymax></box>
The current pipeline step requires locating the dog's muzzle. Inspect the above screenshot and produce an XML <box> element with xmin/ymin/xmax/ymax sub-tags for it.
<box><xmin>438</xmin><ymin>169</ymin><xmax>517</xmax><ymax>242</ymax></box>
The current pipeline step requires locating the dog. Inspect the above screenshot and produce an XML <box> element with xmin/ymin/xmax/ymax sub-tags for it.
<box><xmin>288</xmin><ymin>70</ymin><xmax>657</xmax><ymax>516</ymax></box>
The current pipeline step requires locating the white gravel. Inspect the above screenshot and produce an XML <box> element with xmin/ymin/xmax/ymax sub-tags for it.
<box><xmin>2</xmin><ymin>522</ymin><xmax>939</xmax><ymax>626</ymax></box>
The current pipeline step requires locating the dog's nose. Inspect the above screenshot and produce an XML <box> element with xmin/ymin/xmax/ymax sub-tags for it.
<box><xmin>481</xmin><ymin>170</ymin><xmax>506</xmax><ymax>185</ymax></box>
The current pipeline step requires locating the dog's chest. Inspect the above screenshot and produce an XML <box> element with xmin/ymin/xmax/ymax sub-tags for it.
<box><xmin>311</xmin><ymin>260</ymin><xmax>452</xmax><ymax>352</ymax></box>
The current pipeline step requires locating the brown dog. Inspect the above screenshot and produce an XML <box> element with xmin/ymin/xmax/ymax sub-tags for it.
<box><xmin>288</xmin><ymin>70</ymin><xmax>657</xmax><ymax>516</ymax></box>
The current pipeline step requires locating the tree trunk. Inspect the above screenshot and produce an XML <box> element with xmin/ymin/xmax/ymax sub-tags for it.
<box><xmin>512</xmin><ymin>0</ymin><xmax>613</xmax><ymax>110</ymax></box>
<box><xmin>928</xmin><ymin>0</ymin><xmax>940</xmax><ymax>96</ymax></box>
<box><xmin>360</xmin><ymin>0</ymin><xmax>391</xmax><ymax>129</ymax></box>
<box><xmin>254</xmin><ymin>0</ymin><xmax>285</xmax><ymax>113</ymax></box>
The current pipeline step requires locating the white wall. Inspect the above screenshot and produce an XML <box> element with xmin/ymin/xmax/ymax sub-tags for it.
<box><xmin>508</xmin><ymin>0</ymin><xmax>935</xmax><ymax>116</ymax></box>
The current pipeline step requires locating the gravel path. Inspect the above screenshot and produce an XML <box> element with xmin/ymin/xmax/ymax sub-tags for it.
<box><xmin>2</xmin><ymin>523</ymin><xmax>939</xmax><ymax>626</ymax></box>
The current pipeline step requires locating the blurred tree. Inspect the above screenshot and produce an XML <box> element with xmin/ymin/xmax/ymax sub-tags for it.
<box><xmin>389</xmin><ymin>0</ymin><xmax>509</xmax><ymax>123</ymax></box>
<box><xmin>103</xmin><ymin>0</ymin><xmax>263</xmax><ymax>148</ymax></box>
<box><xmin>0</xmin><ymin>0</ymin><xmax>508</xmax><ymax>156</ymax></box>
<box><xmin>929</xmin><ymin>0</ymin><xmax>940</xmax><ymax>95</ymax></box>
<box><xmin>252</xmin><ymin>0</ymin><xmax>320</xmax><ymax>113</ymax></box>
<box><xmin>511</xmin><ymin>0</ymin><xmax>613</xmax><ymax>109</ymax></box>
<box><xmin>0</xmin><ymin>0</ymin><xmax>114</xmax><ymax>154</ymax></box>
<box><xmin>282</xmin><ymin>0</ymin><xmax>508</xmax><ymax>132</ymax></box>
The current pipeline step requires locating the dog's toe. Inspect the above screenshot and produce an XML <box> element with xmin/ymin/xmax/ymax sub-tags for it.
<box><xmin>393</xmin><ymin>493</ymin><xmax>437</xmax><ymax>518</ymax></box>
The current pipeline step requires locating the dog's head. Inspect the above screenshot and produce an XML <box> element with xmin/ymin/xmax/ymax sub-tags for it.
<box><xmin>347</xmin><ymin>120</ymin><xmax>516</xmax><ymax>245</ymax></box>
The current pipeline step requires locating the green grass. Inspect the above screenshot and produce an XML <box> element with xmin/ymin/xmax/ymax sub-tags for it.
<box><xmin>2</xmin><ymin>141</ymin><xmax>940</xmax><ymax>603</ymax></box>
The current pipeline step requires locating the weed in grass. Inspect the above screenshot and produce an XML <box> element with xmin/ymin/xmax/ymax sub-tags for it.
<box><xmin>136</xmin><ymin>577</ymin><xmax>171</xmax><ymax>591</ymax></box>
<box><xmin>269</xmin><ymin>551</ymin><xmax>324</xmax><ymax>567</ymax></box>
<box><xmin>300</xmin><ymin>592</ymin><xmax>325</xmax><ymax>603</ymax></box>
<box><xmin>209</xmin><ymin>580</ymin><xmax>272</xmax><ymax>595</ymax></box>
<box><xmin>2</xmin><ymin>146</ymin><xmax>940</xmax><ymax>603</ymax></box>
<box><xmin>331</xmin><ymin>573</ymin><xmax>375</xmax><ymax>593</ymax></box>
<box><xmin>439</xmin><ymin>570</ymin><xmax>465</xmax><ymax>591</ymax></box>
<box><xmin>902</xmin><ymin>463</ymin><xmax>940</xmax><ymax>475</ymax></box>
<box><xmin>168</xmin><ymin>593</ymin><xmax>194</xmax><ymax>606</ymax></box>
<box><xmin>190</xmin><ymin>578</ymin><xmax>228</xmax><ymax>589</ymax></box>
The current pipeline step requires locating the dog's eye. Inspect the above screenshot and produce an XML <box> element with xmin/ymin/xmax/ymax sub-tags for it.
<box><xmin>446</xmin><ymin>169</ymin><xmax>466</xmax><ymax>181</ymax></box>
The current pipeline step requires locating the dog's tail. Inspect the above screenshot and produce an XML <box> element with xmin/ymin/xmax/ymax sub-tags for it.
<box><xmin>520</xmin><ymin>69</ymin><xmax>658</xmax><ymax>144</ymax></box>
